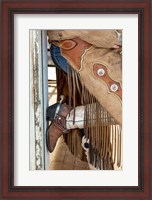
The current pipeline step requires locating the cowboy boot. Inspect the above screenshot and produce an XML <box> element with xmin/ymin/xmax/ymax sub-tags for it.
<box><xmin>46</xmin><ymin>100</ymin><xmax>71</xmax><ymax>153</ymax></box>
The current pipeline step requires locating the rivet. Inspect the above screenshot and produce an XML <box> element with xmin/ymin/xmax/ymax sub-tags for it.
<box><xmin>97</xmin><ymin>68</ymin><xmax>105</xmax><ymax>76</ymax></box>
<box><xmin>110</xmin><ymin>84</ymin><xmax>118</xmax><ymax>92</ymax></box>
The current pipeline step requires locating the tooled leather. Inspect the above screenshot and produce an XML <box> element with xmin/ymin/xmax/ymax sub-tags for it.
<box><xmin>55</xmin><ymin>116</ymin><xmax>66</xmax><ymax>130</ymax></box>
<box><xmin>79</xmin><ymin>69</ymin><xmax>122</xmax><ymax>124</ymax></box>
<box><xmin>58</xmin><ymin>38</ymin><xmax>122</xmax><ymax>124</ymax></box>
<box><xmin>79</xmin><ymin>47</ymin><xmax>122</xmax><ymax>124</ymax></box>
<box><xmin>98</xmin><ymin>50</ymin><xmax>122</xmax><ymax>86</ymax></box>
<box><xmin>58</xmin><ymin>103</ymin><xmax>71</xmax><ymax>117</ymax></box>
<box><xmin>60</xmin><ymin>37</ymin><xmax>91</xmax><ymax>70</ymax></box>
<box><xmin>48</xmin><ymin>122</ymin><xmax>63</xmax><ymax>152</ymax></box>
<box><xmin>59</xmin><ymin>39</ymin><xmax>77</xmax><ymax>50</ymax></box>
<box><xmin>93</xmin><ymin>64</ymin><xmax>122</xmax><ymax>100</ymax></box>
<box><xmin>50</xmin><ymin>104</ymin><xmax>71</xmax><ymax>132</ymax></box>
<box><xmin>81</xmin><ymin>46</ymin><xmax>122</xmax><ymax>84</ymax></box>
<box><xmin>47</xmin><ymin>104</ymin><xmax>71</xmax><ymax>152</ymax></box>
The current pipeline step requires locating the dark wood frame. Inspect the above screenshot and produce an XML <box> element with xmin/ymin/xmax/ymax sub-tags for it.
<box><xmin>1</xmin><ymin>0</ymin><xmax>151</xmax><ymax>199</ymax></box>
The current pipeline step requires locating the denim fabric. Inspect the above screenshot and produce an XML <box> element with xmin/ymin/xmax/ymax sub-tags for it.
<box><xmin>50</xmin><ymin>44</ymin><xmax>68</xmax><ymax>73</ymax></box>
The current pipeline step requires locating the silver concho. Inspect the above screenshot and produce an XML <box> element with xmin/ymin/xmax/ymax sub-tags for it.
<box><xmin>97</xmin><ymin>68</ymin><xmax>105</xmax><ymax>76</ymax></box>
<box><xmin>110</xmin><ymin>84</ymin><xmax>118</xmax><ymax>92</ymax></box>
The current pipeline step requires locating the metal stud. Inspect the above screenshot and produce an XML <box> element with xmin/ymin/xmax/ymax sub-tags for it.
<box><xmin>97</xmin><ymin>68</ymin><xmax>105</xmax><ymax>76</ymax></box>
<box><xmin>110</xmin><ymin>84</ymin><xmax>118</xmax><ymax>92</ymax></box>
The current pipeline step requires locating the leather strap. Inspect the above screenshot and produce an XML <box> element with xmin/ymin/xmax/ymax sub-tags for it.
<box><xmin>54</xmin><ymin>103</ymin><xmax>71</xmax><ymax>132</ymax></box>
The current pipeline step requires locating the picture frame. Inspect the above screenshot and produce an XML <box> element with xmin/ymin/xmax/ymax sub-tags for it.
<box><xmin>1</xmin><ymin>0</ymin><xmax>151</xmax><ymax>199</ymax></box>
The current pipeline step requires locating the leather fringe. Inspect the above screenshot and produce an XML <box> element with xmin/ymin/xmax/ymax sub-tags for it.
<box><xmin>66</xmin><ymin>66</ymin><xmax>122</xmax><ymax>169</ymax></box>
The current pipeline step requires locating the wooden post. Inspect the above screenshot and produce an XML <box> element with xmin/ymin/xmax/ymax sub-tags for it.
<box><xmin>30</xmin><ymin>30</ymin><xmax>50</xmax><ymax>170</ymax></box>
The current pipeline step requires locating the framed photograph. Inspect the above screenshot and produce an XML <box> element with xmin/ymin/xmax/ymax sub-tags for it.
<box><xmin>1</xmin><ymin>0</ymin><xmax>151</xmax><ymax>199</ymax></box>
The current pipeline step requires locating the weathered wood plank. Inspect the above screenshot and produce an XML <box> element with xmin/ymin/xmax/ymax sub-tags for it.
<box><xmin>30</xmin><ymin>30</ymin><xmax>49</xmax><ymax>170</ymax></box>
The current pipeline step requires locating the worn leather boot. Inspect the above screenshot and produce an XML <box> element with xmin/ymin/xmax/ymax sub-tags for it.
<box><xmin>46</xmin><ymin>102</ymin><xmax>71</xmax><ymax>153</ymax></box>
